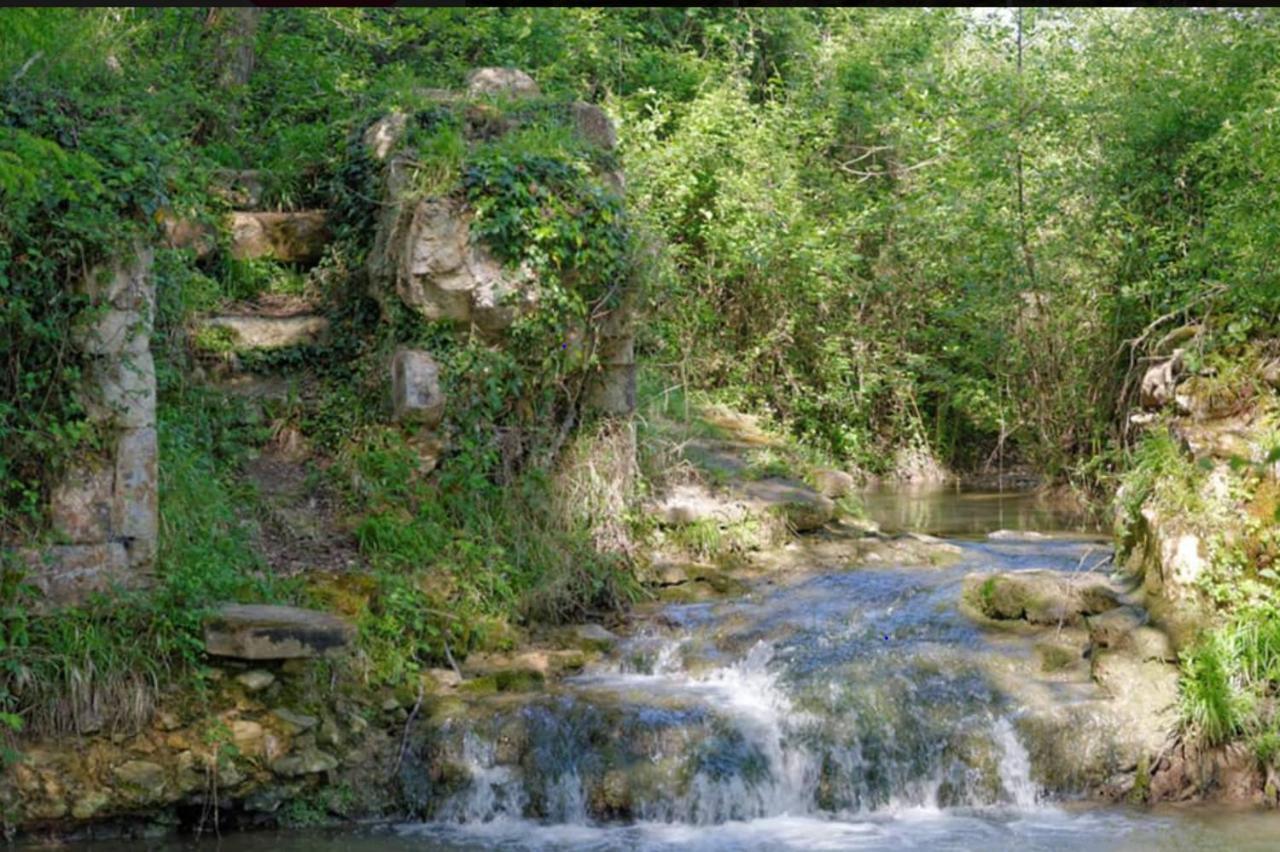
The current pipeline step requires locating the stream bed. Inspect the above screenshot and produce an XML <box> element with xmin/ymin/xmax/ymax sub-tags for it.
<box><xmin>52</xmin><ymin>489</ymin><xmax>1280</xmax><ymax>850</ymax></box>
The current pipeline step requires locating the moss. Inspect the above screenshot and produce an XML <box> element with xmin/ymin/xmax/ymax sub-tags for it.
<box><xmin>1037</xmin><ymin>642</ymin><xmax>1080</xmax><ymax>673</ymax></box>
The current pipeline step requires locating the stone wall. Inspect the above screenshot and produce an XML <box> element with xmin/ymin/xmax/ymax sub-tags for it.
<box><xmin>23</xmin><ymin>247</ymin><xmax>158</xmax><ymax>604</ymax></box>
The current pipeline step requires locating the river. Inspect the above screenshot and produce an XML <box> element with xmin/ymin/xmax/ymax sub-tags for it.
<box><xmin>52</xmin><ymin>488</ymin><xmax>1280</xmax><ymax>851</ymax></box>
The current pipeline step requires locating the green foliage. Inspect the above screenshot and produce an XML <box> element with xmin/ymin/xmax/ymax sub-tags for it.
<box><xmin>1179</xmin><ymin>603</ymin><xmax>1280</xmax><ymax>751</ymax></box>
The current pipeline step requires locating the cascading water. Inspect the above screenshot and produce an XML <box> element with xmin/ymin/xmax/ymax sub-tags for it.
<box><xmin>413</xmin><ymin>534</ymin><xmax>1121</xmax><ymax>843</ymax></box>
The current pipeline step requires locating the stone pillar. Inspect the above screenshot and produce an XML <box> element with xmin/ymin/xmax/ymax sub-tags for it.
<box><xmin>27</xmin><ymin>246</ymin><xmax>158</xmax><ymax>604</ymax></box>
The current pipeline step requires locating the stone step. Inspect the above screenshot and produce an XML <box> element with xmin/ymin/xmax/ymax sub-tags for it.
<box><xmin>194</xmin><ymin>312</ymin><xmax>329</xmax><ymax>353</ymax></box>
<box><xmin>204</xmin><ymin>604</ymin><xmax>355</xmax><ymax>660</ymax></box>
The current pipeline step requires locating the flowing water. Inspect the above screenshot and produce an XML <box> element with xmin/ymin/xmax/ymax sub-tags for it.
<box><xmin>57</xmin><ymin>489</ymin><xmax>1280</xmax><ymax>850</ymax></box>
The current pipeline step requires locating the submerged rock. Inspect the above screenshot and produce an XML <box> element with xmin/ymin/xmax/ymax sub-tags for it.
<box><xmin>204</xmin><ymin>604</ymin><xmax>355</xmax><ymax>660</ymax></box>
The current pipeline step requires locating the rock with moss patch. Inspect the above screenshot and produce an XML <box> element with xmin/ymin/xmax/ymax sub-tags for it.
<box><xmin>968</xmin><ymin>571</ymin><xmax>1121</xmax><ymax>626</ymax></box>
<box><xmin>271</xmin><ymin>747</ymin><xmax>339</xmax><ymax>777</ymax></box>
<box><xmin>112</xmin><ymin>760</ymin><xmax>167</xmax><ymax>801</ymax></box>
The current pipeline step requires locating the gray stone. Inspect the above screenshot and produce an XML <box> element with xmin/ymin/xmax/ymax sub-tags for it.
<box><xmin>204</xmin><ymin>604</ymin><xmax>356</xmax><ymax>660</ymax></box>
<box><xmin>113</xmin><ymin>426</ymin><xmax>158</xmax><ymax>567</ymax></box>
<box><xmin>1086</xmin><ymin>605</ymin><xmax>1148</xmax><ymax>649</ymax></box>
<box><xmin>570</xmin><ymin>101</ymin><xmax>617</xmax><ymax>150</ymax></box>
<box><xmin>363</xmin><ymin>111</ymin><xmax>407</xmax><ymax>161</ymax></box>
<box><xmin>235</xmin><ymin>670</ymin><xmax>276</xmax><ymax>692</ymax></box>
<box><xmin>71</xmin><ymin>790</ymin><xmax>111</xmax><ymax>820</ymax></box>
<box><xmin>466</xmin><ymin>67</ymin><xmax>540</xmax><ymax>98</ymax></box>
<box><xmin>76</xmin><ymin>249</ymin><xmax>155</xmax><ymax>356</ymax></box>
<box><xmin>813</xmin><ymin>468</ymin><xmax>855</xmax><ymax>499</ymax></box>
<box><xmin>390</xmin><ymin>349</ymin><xmax>445</xmax><ymax>427</ymax></box>
<box><xmin>229</xmin><ymin>210</ymin><xmax>329</xmax><ymax>263</ymax></box>
<box><xmin>1140</xmin><ymin>355</ymin><xmax>1183</xmax><ymax>410</ymax></box>
<box><xmin>271</xmin><ymin>747</ymin><xmax>339</xmax><ymax>777</ymax></box>
<box><xmin>197</xmin><ymin>314</ymin><xmax>330</xmax><ymax>351</ymax></box>
<box><xmin>271</xmin><ymin>708</ymin><xmax>319</xmax><ymax>733</ymax></box>
<box><xmin>373</xmin><ymin>196</ymin><xmax>538</xmax><ymax>332</ymax></box>
<box><xmin>82</xmin><ymin>350</ymin><xmax>157</xmax><ymax>429</ymax></box>
<box><xmin>19</xmin><ymin>543</ymin><xmax>130</xmax><ymax>605</ymax></box>
<box><xmin>49</xmin><ymin>462</ymin><xmax>114</xmax><ymax>543</ymax></box>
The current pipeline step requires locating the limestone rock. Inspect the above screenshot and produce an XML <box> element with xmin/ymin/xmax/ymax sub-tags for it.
<box><xmin>570</xmin><ymin>101</ymin><xmax>617</xmax><ymax>149</ymax></box>
<box><xmin>82</xmin><ymin>351</ymin><xmax>157</xmax><ymax>429</ymax></box>
<box><xmin>229</xmin><ymin>211</ymin><xmax>329</xmax><ymax>263</ymax></box>
<box><xmin>391</xmin><ymin>349</ymin><xmax>445</xmax><ymax>427</ymax></box>
<box><xmin>49</xmin><ymin>462</ymin><xmax>114</xmax><ymax>543</ymax></box>
<box><xmin>652</xmin><ymin>484</ymin><xmax>748</xmax><ymax>527</ymax></box>
<box><xmin>466</xmin><ymin>67</ymin><xmax>540</xmax><ymax>98</ymax></box>
<box><xmin>1262</xmin><ymin>357</ymin><xmax>1280</xmax><ymax>390</ymax></box>
<box><xmin>363</xmin><ymin>111</ymin><xmax>407</xmax><ymax>161</ymax></box>
<box><xmin>740</xmin><ymin>477</ymin><xmax>835</xmax><ymax>532</ymax></box>
<box><xmin>271</xmin><ymin>708</ymin><xmax>319</xmax><ymax>734</ymax></box>
<box><xmin>271</xmin><ymin>747</ymin><xmax>339</xmax><ymax>777</ymax></box>
<box><xmin>379</xmin><ymin>197</ymin><xmax>537</xmax><ymax>332</ymax></box>
<box><xmin>197</xmin><ymin>314</ymin><xmax>329</xmax><ymax>351</ymax></box>
<box><xmin>230</xmin><ymin>719</ymin><xmax>265</xmax><ymax>754</ymax></box>
<box><xmin>159</xmin><ymin>211</ymin><xmax>216</xmax><ymax>259</ymax></box>
<box><xmin>1140</xmin><ymin>352</ymin><xmax>1183</xmax><ymax>410</ymax></box>
<box><xmin>1086</xmin><ymin>605</ymin><xmax>1147</xmax><ymax>649</ymax></box>
<box><xmin>235</xmin><ymin>670</ymin><xmax>276</xmax><ymax>692</ymax></box>
<box><xmin>75</xmin><ymin>248</ymin><xmax>155</xmax><ymax>356</ymax></box>
<box><xmin>113</xmin><ymin>426</ymin><xmax>158</xmax><ymax>567</ymax></box>
<box><xmin>813</xmin><ymin>468</ymin><xmax>855</xmax><ymax>499</ymax></box>
<box><xmin>204</xmin><ymin>604</ymin><xmax>355</xmax><ymax>660</ymax></box>
<box><xmin>19</xmin><ymin>543</ymin><xmax>129</xmax><ymax>604</ymax></box>
<box><xmin>71</xmin><ymin>790</ymin><xmax>111</xmax><ymax>820</ymax></box>
<box><xmin>968</xmin><ymin>571</ymin><xmax>1121</xmax><ymax>626</ymax></box>
<box><xmin>112</xmin><ymin>760</ymin><xmax>166</xmax><ymax>800</ymax></box>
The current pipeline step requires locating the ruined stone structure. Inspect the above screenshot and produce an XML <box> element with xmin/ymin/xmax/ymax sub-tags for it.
<box><xmin>25</xmin><ymin>247</ymin><xmax>159</xmax><ymax>603</ymax></box>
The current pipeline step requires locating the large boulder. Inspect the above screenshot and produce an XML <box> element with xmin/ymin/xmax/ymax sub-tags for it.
<box><xmin>204</xmin><ymin>604</ymin><xmax>356</xmax><ymax>660</ymax></box>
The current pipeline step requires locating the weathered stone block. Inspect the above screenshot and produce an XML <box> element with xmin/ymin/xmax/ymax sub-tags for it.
<box><xmin>465</xmin><ymin>67</ymin><xmax>540</xmax><ymax>98</ymax></box>
<box><xmin>75</xmin><ymin>249</ymin><xmax>155</xmax><ymax>356</ymax></box>
<box><xmin>82</xmin><ymin>350</ymin><xmax>156</xmax><ymax>429</ymax></box>
<box><xmin>19</xmin><ymin>543</ymin><xmax>130</xmax><ymax>605</ymax></box>
<box><xmin>229</xmin><ymin>211</ymin><xmax>329</xmax><ymax>263</ymax></box>
<box><xmin>390</xmin><ymin>349</ymin><xmax>445</xmax><ymax>427</ymax></box>
<box><xmin>113</xmin><ymin>426</ymin><xmax>158</xmax><ymax>567</ymax></box>
<box><xmin>49</xmin><ymin>462</ymin><xmax>114</xmax><ymax>543</ymax></box>
<box><xmin>204</xmin><ymin>604</ymin><xmax>356</xmax><ymax>660</ymax></box>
